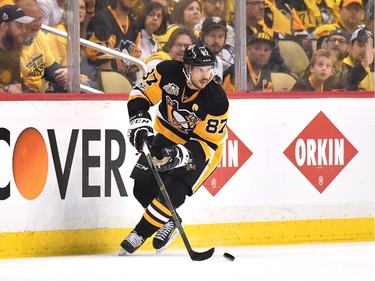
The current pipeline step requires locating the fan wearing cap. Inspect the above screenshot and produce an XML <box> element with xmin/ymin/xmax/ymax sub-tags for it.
<box><xmin>198</xmin><ymin>16</ymin><xmax>234</xmax><ymax>83</ymax></box>
<box><xmin>342</xmin><ymin>28</ymin><xmax>374</xmax><ymax>91</ymax></box>
<box><xmin>0</xmin><ymin>4</ymin><xmax>34</xmax><ymax>93</ymax></box>
<box><xmin>299</xmin><ymin>27</ymin><xmax>369</xmax><ymax>91</ymax></box>
<box><xmin>223</xmin><ymin>32</ymin><xmax>275</xmax><ymax>92</ymax></box>
<box><xmin>313</xmin><ymin>0</ymin><xmax>363</xmax><ymax>49</ymax></box>
<box><xmin>325</xmin><ymin>29</ymin><xmax>351</xmax><ymax>71</ymax></box>
<box><xmin>120</xmin><ymin>44</ymin><xmax>229</xmax><ymax>255</ymax></box>
<box><xmin>196</xmin><ymin>0</ymin><xmax>235</xmax><ymax>48</ymax></box>
<box><xmin>16</xmin><ymin>0</ymin><xmax>69</xmax><ymax>93</ymax></box>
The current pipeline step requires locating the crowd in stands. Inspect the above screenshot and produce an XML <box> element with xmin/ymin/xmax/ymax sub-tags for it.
<box><xmin>0</xmin><ymin>0</ymin><xmax>373</xmax><ymax>93</ymax></box>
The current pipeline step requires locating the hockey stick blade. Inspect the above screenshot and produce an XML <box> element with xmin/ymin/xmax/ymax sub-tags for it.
<box><xmin>190</xmin><ymin>247</ymin><xmax>215</xmax><ymax>261</ymax></box>
<box><xmin>143</xmin><ymin>141</ymin><xmax>215</xmax><ymax>261</ymax></box>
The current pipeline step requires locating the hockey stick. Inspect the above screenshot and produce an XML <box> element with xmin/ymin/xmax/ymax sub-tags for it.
<box><xmin>142</xmin><ymin>140</ymin><xmax>215</xmax><ymax>261</ymax></box>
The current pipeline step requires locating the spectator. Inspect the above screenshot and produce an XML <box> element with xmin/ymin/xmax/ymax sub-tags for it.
<box><xmin>136</xmin><ymin>27</ymin><xmax>195</xmax><ymax>81</ymax></box>
<box><xmin>363</xmin><ymin>0</ymin><xmax>374</xmax><ymax>71</ymax></box>
<box><xmin>301</xmin><ymin>29</ymin><xmax>352</xmax><ymax>78</ymax></box>
<box><xmin>85</xmin><ymin>0</ymin><xmax>141</xmax><ymax>84</ymax></box>
<box><xmin>314</xmin><ymin>0</ymin><xmax>363</xmax><ymax>49</ymax></box>
<box><xmin>81</xmin><ymin>0</ymin><xmax>96</xmax><ymax>38</ymax></box>
<box><xmin>291</xmin><ymin>49</ymin><xmax>334</xmax><ymax>91</ymax></box>
<box><xmin>299</xmin><ymin>28</ymin><xmax>372</xmax><ymax>91</ymax></box>
<box><xmin>198</xmin><ymin>16</ymin><xmax>234</xmax><ymax>82</ymax></box>
<box><xmin>36</xmin><ymin>0</ymin><xmax>66</xmax><ymax>27</ymax></box>
<box><xmin>364</xmin><ymin>0</ymin><xmax>374</xmax><ymax>35</ymax></box>
<box><xmin>94</xmin><ymin>0</ymin><xmax>112</xmax><ymax>12</ymax></box>
<box><xmin>263</xmin><ymin>0</ymin><xmax>297</xmax><ymax>38</ymax></box>
<box><xmin>142</xmin><ymin>0</ymin><xmax>171</xmax><ymax>25</ymax></box>
<box><xmin>136</xmin><ymin>1</ymin><xmax>167</xmax><ymax>62</ymax></box>
<box><xmin>45</xmin><ymin>0</ymin><xmax>98</xmax><ymax>89</ymax></box>
<box><xmin>342</xmin><ymin>28</ymin><xmax>374</xmax><ymax>91</ymax></box>
<box><xmin>154</xmin><ymin>0</ymin><xmax>202</xmax><ymax>50</ymax></box>
<box><xmin>245</xmin><ymin>0</ymin><xmax>294</xmax><ymax>76</ymax></box>
<box><xmin>270</xmin><ymin>1</ymin><xmax>309</xmax><ymax>34</ymax></box>
<box><xmin>223</xmin><ymin>32</ymin><xmax>275</xmax><ymax>92</ymax></box>
<box><xmin>292</xmin><ymin>29</ymin><xmax>313</xmax><ymax>60</ymax></box>
<box><xmin>17</xmin><ymin>0</ymin><xmax>69</xmax><ymax>93</ymax></box>
<box><xmin>196</xmin><ymin>0</ymin><xmax>235</xmax><ymax>48</ymax></box>
<box><xmin>324</xmin><ymin>29</ymin><xmax>351</xmax><ymax>72</ymax></box>
<box><xmin>278</xmin><ymin>0</ymin><xmax>337</xmax><ymax>34</ymax></box>
<box><xmin>0</xmin><ymin>4</ymin><xmax>34</xmax><ymax>93</ymax></box>
<box><xmin>246</xmin><ymin>0</ymin><xmax>271</xmax><ymax>38</ymax></box>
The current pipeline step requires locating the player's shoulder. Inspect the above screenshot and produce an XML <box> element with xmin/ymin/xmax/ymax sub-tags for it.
<box><xmin>156</xmin><ymin>60</ymin><xmax>183</xmax><ymax>73</ymax></box>
<box><xmin>203</xmin><ymin>82</ymin><xmax>229</xmax><ymax>116</ymax></box>
<box><xmin>155</xmin><ymin>60</ymin><xmax>185</xmax><ymax>84</ymax></box>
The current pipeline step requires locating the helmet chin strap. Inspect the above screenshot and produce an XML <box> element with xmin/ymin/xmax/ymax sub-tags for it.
<box><xmin>183</xmin><ymin>66</ymin><xmax>200</xmax><ymax>90</ymax></box>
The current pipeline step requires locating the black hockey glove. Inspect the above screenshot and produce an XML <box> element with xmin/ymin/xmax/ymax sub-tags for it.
<box><xmin>152</xmin><ymin>144</ymin><xmax>195</xmax><ymax>172</ymax></box>
<box><xmin>128</xmin><ymin>111</ymin><xmax>154</xmax><ymax>152</ymax></box>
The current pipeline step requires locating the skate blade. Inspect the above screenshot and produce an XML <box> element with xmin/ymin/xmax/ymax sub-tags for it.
<box><xmin>156</xmin><ymin>229</ymin><xmax>180</xmax><ymax>254</ymax></box>
<box><xmin>118</xmin><ymin>247</ymin><xmax>131</xmax><ymax>256</ymax></box>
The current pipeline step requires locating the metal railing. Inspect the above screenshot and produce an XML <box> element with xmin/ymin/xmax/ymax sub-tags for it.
<box><xmin>42</xmin><ymin>24</ymin><xmax>147</xmax><ymax>94</ymax></box>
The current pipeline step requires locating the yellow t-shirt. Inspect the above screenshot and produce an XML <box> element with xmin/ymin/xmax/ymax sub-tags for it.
<box><xmin>21</xmin><ymin>31</ymin><xmax>57</xmax><ymax>92</ymax></box>
<box><xmin>46</xmin><ymin>23</ymin><xmax>67</xmax><ymax>66</ymax></box>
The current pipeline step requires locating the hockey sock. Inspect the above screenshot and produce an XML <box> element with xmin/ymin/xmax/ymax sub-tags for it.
<box><xmin>134</xmin><ymin>198</ymin><xmax>172</xmax><ymax>238</ymax></box>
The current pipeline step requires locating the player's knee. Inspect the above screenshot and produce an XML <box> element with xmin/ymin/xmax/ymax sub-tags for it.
<box><xmin>133</xmin><ymin>180</ymin><xmax>158</xmax><ymax>208</ymax></box>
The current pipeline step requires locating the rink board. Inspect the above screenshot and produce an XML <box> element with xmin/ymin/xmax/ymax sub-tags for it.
<box><xmin>0</xmin><ymin>92</ymin><xmax>374</xmax><ymax>258</ymax></box>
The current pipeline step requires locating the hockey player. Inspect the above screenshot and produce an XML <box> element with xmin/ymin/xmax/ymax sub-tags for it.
<box><xmin>120</xmin><ymin>44</ymin><xmax>229</xmax><ymax>254</ymax></box>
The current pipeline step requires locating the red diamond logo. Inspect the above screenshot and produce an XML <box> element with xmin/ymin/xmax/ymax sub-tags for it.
<box><xmin>284</xmin><ymin>111</ymin><xmax>358</xmax><ymax>193</ymax></box>
<box><xmin>204</xmin><ymin>127</ymin><xmax>252</xmax><ymax>196</ymax></box>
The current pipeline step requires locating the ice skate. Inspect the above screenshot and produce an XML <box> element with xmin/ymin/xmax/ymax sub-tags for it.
<box><xmin>119</xmin><ymin>230</ymin><xmax>145</xmax><ymax>255</ymax></box>
<box><xmin>153</xmin><ymin>219</ymin><xmax>181</xmax><ymax>253</ymax></box>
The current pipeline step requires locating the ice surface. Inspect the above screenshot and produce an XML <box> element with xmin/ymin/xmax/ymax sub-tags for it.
<box><xmin>0</xmin><ymin>242</ymin><xmax>374</xmax><ymax>281</ymax></box>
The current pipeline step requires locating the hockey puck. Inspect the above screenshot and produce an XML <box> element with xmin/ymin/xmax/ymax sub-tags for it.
<box><xmin>223</xmin><ymin>252</ymin><xmax>235</xmax><ymax>261</ymax></box>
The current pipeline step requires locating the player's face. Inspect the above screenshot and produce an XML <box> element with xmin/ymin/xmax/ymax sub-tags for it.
<box><xmin>189</xmin><ymin>65</ymin><xmax>214</xmax><ymax>89</ymax></box>
<box><xmin>310</xmin><ymin>56</ymin><xmax>333</xmax><ymax>82</ymax></box>
<box><xmin>247</xmin><ymin>42</ymin><xmax>272</xmax><ymax>68</ymax></box>
<box><xmin>170</xmin><ymin>34</ymin><xmax>193</xmax><ymax>61</ymax></box>
<box><xmin>202</xmin><ymin>27</ymin><xmax>226</xmax><ymax>55</ymax></box>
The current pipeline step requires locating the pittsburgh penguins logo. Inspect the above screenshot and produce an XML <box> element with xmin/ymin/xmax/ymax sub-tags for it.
<box><xmin>166</xmin><ymin>96</ymin><xmax>200</xmax><ymax>133</ymax></box>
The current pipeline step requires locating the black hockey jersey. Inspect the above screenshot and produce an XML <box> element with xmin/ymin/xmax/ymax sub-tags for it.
<box><xmin>128</xmin><ymin>60</ymin><xmax>229</xmax><ymax>192</ymax></box>
<box><xmin>85</xmin><ymin>6</ymin><xmax>140</xmax><ymax>73</ymax></box>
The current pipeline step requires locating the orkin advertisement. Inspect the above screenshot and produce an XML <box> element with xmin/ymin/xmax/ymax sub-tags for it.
<box><xmin>0</xmin><ymin>93</ymin><xmax>374</xmax><ymax>234</ymax></box>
